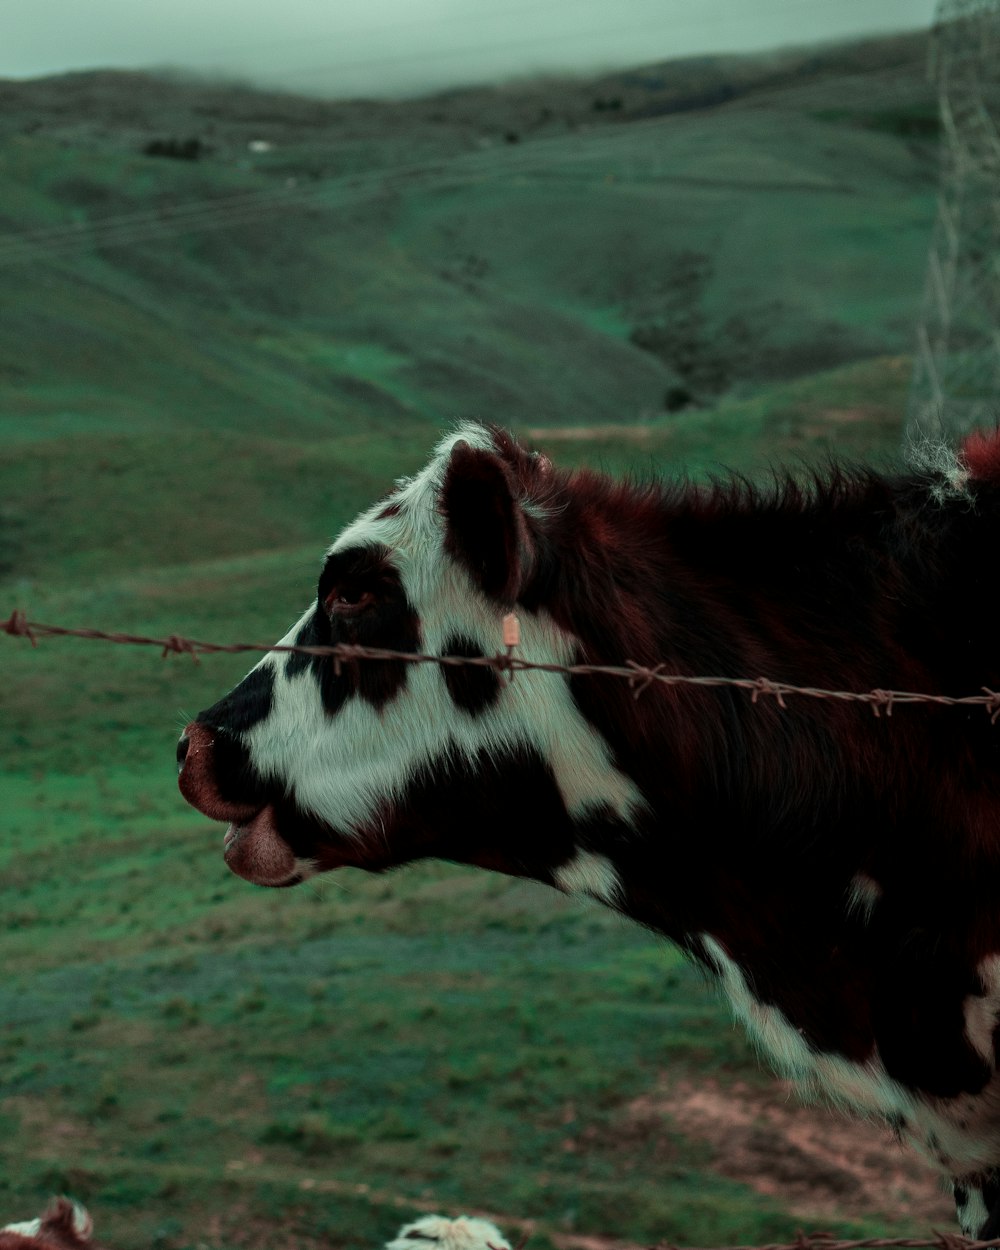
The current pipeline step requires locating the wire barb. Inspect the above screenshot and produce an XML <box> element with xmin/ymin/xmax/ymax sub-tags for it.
<box><xmin>627</xmin><ymin>661</ymin><xmax>667</xmax><ymax>701</ymax></box>
<box><xmin>982</xmin><ymin>688</ymin><xmax>1000</xmax><ymax>724</ymax></box>
<box><xmin>934</xmin><ymin>1234</ymin><xmax>974</xmax><ymax>1250</ymax></box>
<box><xmin>870</xmin><ymin>689</ymin><xmax>895</xmax><ymax>719</ymax></box>
<box><xmin>160</xmin><ymin>634</ymin><xmax>201</xmax><ymax>662</ymax></box>
<box><xmin>2</xmin><ymin>608</ymin><xmax>36</xmax><ymax>646</ymax></box>
<box><xmin>751</xmin><ymin>677</ymin><xmax>788</xmax><ymax>709</ymax></box>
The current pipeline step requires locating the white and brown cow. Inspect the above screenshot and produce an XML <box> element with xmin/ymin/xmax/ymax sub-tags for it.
<box><xmin>179</xmin><ymin>421</ymin><xmax>1000</xmax><ymax>1234</ymax></box>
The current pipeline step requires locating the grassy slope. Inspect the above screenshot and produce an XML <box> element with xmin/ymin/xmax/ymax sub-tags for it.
<box><xmin>0</xmin><ymin>35</ymin><xmax>941</xmax><ymax>1250</ymax></box>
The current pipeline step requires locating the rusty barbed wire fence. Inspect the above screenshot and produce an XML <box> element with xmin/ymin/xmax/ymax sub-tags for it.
<box><xmin>638</xmin><ymin>1239</ymin><xmax>1000</xmax><ymax>1250</ymax></box>
<box><xmin>6</xmin><ymin>608</ymin><xmax>1000</xmax><ymax>722</ymax></box>
<box><xmin>640</xmin><ymin>1239</ymin><xmax>1000</xmax><ymax>1250</ymax></box>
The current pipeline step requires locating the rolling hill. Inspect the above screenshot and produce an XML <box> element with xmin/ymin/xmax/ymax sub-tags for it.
<box><xmin>0</xmin><ymin>32</ymin><xmax>950</xmax><ymax>1250</ymax></box>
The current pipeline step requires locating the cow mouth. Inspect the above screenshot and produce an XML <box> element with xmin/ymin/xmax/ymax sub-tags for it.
<box><xmin>221</xmin><ymin>804</ymin><xmax>307</xmax><ymax>888</ymax></box>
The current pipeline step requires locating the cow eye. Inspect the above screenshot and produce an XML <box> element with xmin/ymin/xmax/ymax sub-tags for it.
<box><xmin>323</xmin><ymin>587</ymin><xmax>375</xmax><ymax>617</ymax></box>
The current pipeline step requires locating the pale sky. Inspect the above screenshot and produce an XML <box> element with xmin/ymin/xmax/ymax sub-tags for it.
<box><xmin>4</xmin><ymin>0</ymin><xmax>939</xmax><ymax>98</ymax></box>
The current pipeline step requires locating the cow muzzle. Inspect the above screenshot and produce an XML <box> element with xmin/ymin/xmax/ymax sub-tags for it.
<box><xmin>177</xmin><ymin>722</ymin><xmax>259</xmax><ymax>823</ymax></box>
<box><xmin>177</xmin><ymin>722</ymin><xmax>302</xmax><ymax>887</ymax></box>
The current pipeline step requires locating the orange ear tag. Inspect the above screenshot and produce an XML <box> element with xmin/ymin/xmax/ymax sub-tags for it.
<box><xmin>502</xmin><ymin>613</ymin><xmax>521</xmax><ymax>649</ymax></box>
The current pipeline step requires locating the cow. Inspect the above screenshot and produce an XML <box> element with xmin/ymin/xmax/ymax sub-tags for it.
<box><xmin>0</xmin><ymin>1200</ymin><xmax>97</xmax><ymax>1250</ymax></box>
<box><xmin>178</xmin><ymin>421</ymin><xmax>1000</xmax><ymax>1236</ymax></box>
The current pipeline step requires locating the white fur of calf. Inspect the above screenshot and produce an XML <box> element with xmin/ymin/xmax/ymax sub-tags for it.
<box><xmin>386</xmin><ymin>1215</ymin><xmax>512</xmax><ymax>1250</ymax></box>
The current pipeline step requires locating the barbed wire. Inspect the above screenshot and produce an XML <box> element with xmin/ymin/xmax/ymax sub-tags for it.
<box><xmin>643</xmin><ymin>1238</ymin><xmax>1000</xmax><ymax>1250</ymax></box>
<box><xmin>6</xmin><ymin>609</ymin><xmax>1000</xmax><ymax>722</ymax></box>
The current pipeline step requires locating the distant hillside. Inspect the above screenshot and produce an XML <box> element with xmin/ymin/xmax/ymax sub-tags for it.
<box><xmin>0</xmin><ymin>30</ymin><xmax>938</xmax><ymax>581</ymax></box>
<box><xmin>0</xmin><ymin>30</ymin><xmax>932</xmax><ymax>150</ymax></box>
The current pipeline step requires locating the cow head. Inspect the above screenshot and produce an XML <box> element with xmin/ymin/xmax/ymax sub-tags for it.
<box><xmin>177</xmin><ymin>423</ymin><xmax>645</xmax><ymax>891</ymax></box>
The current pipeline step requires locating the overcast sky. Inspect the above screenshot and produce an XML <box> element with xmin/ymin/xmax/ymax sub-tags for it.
<box><xmin>5</xmin><ymin>0</ymin><xmax>939</xmax><ymax>98</ymax></box>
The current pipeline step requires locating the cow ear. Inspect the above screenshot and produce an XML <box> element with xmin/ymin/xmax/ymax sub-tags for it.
<box><xmin>441</xmin><ymin>440</ymin><xmax>531</xmax><ymax>602</ymax></box>
<box><xmin>40</xmin><ymin>1199</ymin><xmax>92</xmax><ymax>1244</ymax></box>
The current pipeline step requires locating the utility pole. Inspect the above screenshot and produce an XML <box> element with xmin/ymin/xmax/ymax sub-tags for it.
<box><xmin>906</xmin><ymin>0</ymin><xmax>1000</xmax><ymax>444</ymax></box>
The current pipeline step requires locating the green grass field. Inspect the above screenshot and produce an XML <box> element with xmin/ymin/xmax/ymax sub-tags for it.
<box><xmin>0</xmin><ymin>32</ymin><xmax>952</xmax><ymax>1250</ymax></box>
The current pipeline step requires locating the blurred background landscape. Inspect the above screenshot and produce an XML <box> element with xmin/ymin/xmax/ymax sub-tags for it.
<box><xmin>0</xmin><ymin>6</ymin><xmax>958</xmax><ymax>1248</ymax></box>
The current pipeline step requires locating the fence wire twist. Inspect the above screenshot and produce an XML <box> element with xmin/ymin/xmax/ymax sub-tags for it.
<box><xmin>6</xmin><ymin>609</ymin><xmax>1000</xmax><ymax>721</ymax></box>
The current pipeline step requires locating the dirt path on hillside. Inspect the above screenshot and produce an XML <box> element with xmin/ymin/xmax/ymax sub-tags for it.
<box><xmin>623</xmin><ymin>1077</ymin><xmax>954</xmax><ymax>1229</ymax></box>
<box><xmin>525</xmin><ymin>425</ymin><xmax>660</xmax><ymax>441</ymax></box>
<box><xmin>525</xmin><ymin>406</ymin><xmax>877</xmax><ymax>445</ymax></box>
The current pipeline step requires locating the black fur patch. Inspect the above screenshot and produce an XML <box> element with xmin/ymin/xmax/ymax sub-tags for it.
<box><xmin>979</xmin><ymin>1171</ymin><xmax>1000</xmax><ymax>1238</ymax></box>
<box><xmin>441</xmin><ymin>635</ymin><xmax>501</xmax><ymax>714</ymax></box>
<box><xmin>288</xmin><ymin>546</ymin><xmax>421</xmax><ymax>713</ymax></box>
<box><xmin>367</xmin><ymin>745</ymin><xmax>578</xmax><ymax>877</ymax></box>
<box><xmin>198</xmin><ymin>661</ymin><xmax>276</xmax><ymax>734</ymax></box>
<box><xmin>192</xmin><ymin>664</ymin><xmax>278</xmax><ymax>809</ymax></box>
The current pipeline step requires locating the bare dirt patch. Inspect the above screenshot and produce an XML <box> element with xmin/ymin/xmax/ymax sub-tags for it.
<box><xmin>525</xmin><ymin>425</ymin><xmax>661</xmax><ymax>442</ymax></box>
<box><xmin>623</xmin><ymin>1077</ymin><xmax>954</xmax><ymax>1226</ymax></box>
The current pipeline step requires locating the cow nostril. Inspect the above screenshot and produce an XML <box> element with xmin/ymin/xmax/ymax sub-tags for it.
<box><xmin>176</xmin><ymin>734</ymin><xmax>190</xmax><ymax>772</ymax></box>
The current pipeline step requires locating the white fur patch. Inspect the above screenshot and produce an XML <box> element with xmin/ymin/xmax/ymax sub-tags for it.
<box><xmin>554</xmin><ymin>850</ymin><xmax>622</xmax><ymax>904</ymax></box>
<box><xmin>845</xmin><ymin>872</ymin><xmax>882</xmax><ymax>925</ymax></box>
<box><xmin>700</xmin><ymin>934</ymin><xmax>815</xmax><ymax>1081</ymax></box>
<box><xmin>906</xmin><ymin>436</ymin><xmax>973</xmax><ymax>504</ymax></box>
<box><xmin>698</xmin><ymin>932</ymin><xmax>1000</xmax><ymax>1176</ymax></box>
<box><xmin>955</xmin><ymin>1186</ymin><xmax>989</xmax><ymax>1238</ymax></box>
<box><xmin>965</xmin><ymin>953</ymin><xmax>1000</xmax><ymax>1066</ymax></box>
<box><xmin>2</xmin><ymin>1220</ymin><xmax>42</xmax><ymax>1238</ymax></box>
<box><xmin>385</xmin><ymin>1216</ymin><xmax>511</xmax><ymax>1250</ymax></box>
<box><xmin>702</xmin><ymin>931</ymin><xmax>916</xmax><ymax>1119</ymax></box>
